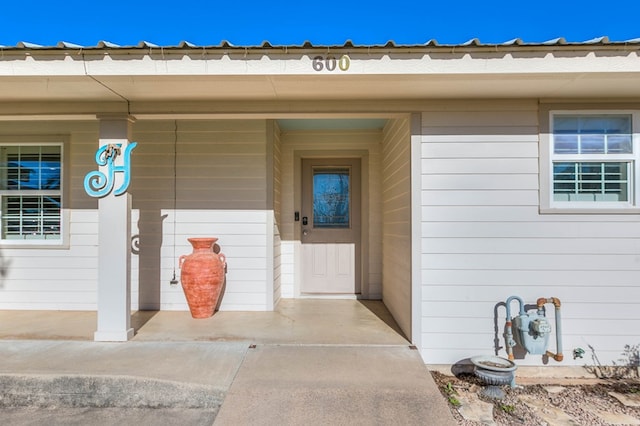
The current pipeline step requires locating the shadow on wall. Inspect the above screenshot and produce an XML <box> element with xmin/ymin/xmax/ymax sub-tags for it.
<box><xmin>132</xmin><ymin>210</ymin><xmax>168</xmax><ymax>311</ymax></box>
<box><xmin>493</xmin><ymin>301</ymin><xmax>542</xmax><ymax>361</ymax></box>
<box><xmin>0</xmin><ymin>250</ymin><xmax>8</xmax><ymax>288</ymax></box>
<box><xmin>585</xmin><ymin>343</ymin><xmax>640</xmax><ymax>379</ymax></box>
<box><xmin>132</xmin><ymin>211</ymin><xmax>228</xmax><ymax>313</ymax></box>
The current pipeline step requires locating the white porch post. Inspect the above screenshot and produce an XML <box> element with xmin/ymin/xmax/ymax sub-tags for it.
<box><xmin>94</xmin><ymin>115</ymin><xmax>135</xmax><ymax>341</ymax></box>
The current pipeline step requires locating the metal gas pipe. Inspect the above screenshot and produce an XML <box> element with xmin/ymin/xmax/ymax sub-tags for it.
<box><xmin>537</xmin><ymin>297</ymin><xmax>563</xmax><ymax>362</ymax></box>
<box><xmin>505</xmin><ymin>296</ymin><xmax>525</xmax><ymax>361</ymax></box>
<box><xmin>504</xmin><ymin>296</ymin><xmax>563</xmax><ymax>362</ymax></box>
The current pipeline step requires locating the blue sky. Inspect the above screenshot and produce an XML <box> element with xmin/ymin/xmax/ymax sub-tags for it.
<box><xmin>2</xmin><ymin>0</ymin><xmax>639</xmax><ymax>47</ymax></box>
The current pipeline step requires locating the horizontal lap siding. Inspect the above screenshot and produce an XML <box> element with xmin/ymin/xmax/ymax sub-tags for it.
<box><xmin>272</xmin><ymin>122</ymin><xmax>282</xmax><ymax>306</ymax></box>
<box><xmin>0</xmin><ymin>210</ymin><xmax>99</xmax><ymax>310</ymax></box>
<box><xmin>1</xmin><ymin>119</ymin><xmax>271</xmax><ymax>311</ymax></box>
<box><xmin>273</xmin><ymin>228</ymin><xmax>281</xmax><ymax>305</ymax></box>
<box><xmin>279</xmin><ymin>241</ymin><xmax>296</xmax><ymax>298</ymax></box>
<box><xmin>272</xmin><ymin>121</ymin><xmax>282</xmax><ymax>227</ymax></box>
<box><xmin>132</xmin><ymin>120</ymin><xmax>270</xmax><ymax>311</ymax></box>
<box><xmin>0</xmin><ymin>122</ymin><xmax>99</xmax><ymax>310</ymax></box>
<box><xmin>155</xmin><ymin>209</ymin><xmax>270</xmax><ymax>311</ymax></box>
<box><xmin>382</xmin><ymin>117</ymin><xmax>412</xmax><ymax>338</ymax></box>
<box><xmin>420</xmin><ymin>100</ymin><xmax>640</xmax><ymax>365</ymax></box>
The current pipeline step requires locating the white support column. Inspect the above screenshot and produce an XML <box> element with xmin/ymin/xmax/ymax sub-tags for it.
<box><xmin>94</xmin><ymin>115</ymin><xmax>135</xmax><ymax>342</ymax></box>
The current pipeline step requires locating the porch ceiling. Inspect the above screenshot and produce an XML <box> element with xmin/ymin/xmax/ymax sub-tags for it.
<box><xmin>2</xmin><ymin>72</ymin><xmax>640</xmax><ymax>104</ymax></box>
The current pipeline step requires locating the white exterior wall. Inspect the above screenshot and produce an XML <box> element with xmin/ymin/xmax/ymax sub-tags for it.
<box><xmin>132</xmin><ymin>119</ymin><xmax>272</xmax><ymax>311</ymax></box>
<box><xmin>158</xmin><ymin>209</ymin><xmax>271</xmax><ymax>311</ymax></box>
<box><xmin>271</xmin><ymin>121</ymin><xmax>282</xmax><ymax>307</ymax></box>
<box><xmin>419</xmin><ymin>100</ymin><xmax>640</xmax><ymax>365</ymax></box>
<box><xmin>381</xmin><ymin>117</ymin><xmax>412</xmax><ymax>338</ymax></box>
<box><xmin>0</xmin><ymin>121</ymin><xmax>100</xmax><ymax>309</ymax></box>
<box><xmin>0</xmin><ymin>209</ymin><xmax>99</xmax><ymax>309</ymax></box>
<box><xmin>0</xmin><ymin>119</ymin><xmax>273</xmax><ymax>311</ymax></box>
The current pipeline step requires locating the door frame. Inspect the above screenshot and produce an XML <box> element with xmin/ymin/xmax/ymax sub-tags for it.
<box><xmin>293</xmin><ymin>149</ymin><xmax>370</xmax><ymax>298</ymax></box>
<box><xmin>300</xmin><ymin>157</ymin><xmax>362</xmax><ymax>294</ymax></box>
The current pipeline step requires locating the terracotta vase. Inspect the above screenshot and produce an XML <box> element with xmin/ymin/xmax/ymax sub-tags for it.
<box><xmin>179</xmin><ymin>237</ymin><xmax>226</xmax><ymax>319</ymax></box>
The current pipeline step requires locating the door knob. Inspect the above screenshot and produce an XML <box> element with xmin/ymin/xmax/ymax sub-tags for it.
<box><xmin>303</xmin><ymin>229</ymin><xmax>309</xmax><ymax>236</ymax></box>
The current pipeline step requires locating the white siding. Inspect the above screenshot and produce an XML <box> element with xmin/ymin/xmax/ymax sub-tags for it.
<box><xmin>280</xmin><ymin>240</ymin><xmax>296</xmax><ymax>298</ymax></box>
<box><xmin>0</xmin><ymin>208</ymin><xmax>99</xmax><ymax>310</ymax></box>
<box><xmin>132</xmin><ymin>120</ymin><xmax>272</xmax><ymax>311</ymax></box>
<box><xmin>0</xmin><ymin>119</ymin><xmax>273</xmax><ymax>311</ymax></box>
<box><xmin>419</xmin><ymin>100</ymin><xmax>640</xmax><ymax>365</ymax></box>
<box><xmin>158</xmin><ymin>209</ymin><xmax>271</xmax><ymax>311</ymax></box>
<box><xmin>382</xmin><ymin>117</ymin><xmax>412</xmax><ymax>338</ymax></box>
<box><xmin>271</xmin><ymin>121</ymin><xmax>282</xmax><ymax>306</ymax></box>
<box><xmin>0</xmin><ymin>121</ymin><xmax>100</xmax><ymax>310</ymax></box>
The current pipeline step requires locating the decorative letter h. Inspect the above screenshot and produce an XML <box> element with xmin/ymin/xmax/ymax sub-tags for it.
<box><xmin>84</xmin><ymin>142</ymin><xmax>138</xmax><ymax>198</ymax></box>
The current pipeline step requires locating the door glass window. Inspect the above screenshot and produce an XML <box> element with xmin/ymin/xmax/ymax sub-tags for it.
<box><xmin>313</xmin><ymin>168</ymin><xmax>350</xmax><ymax>228</ymax></box>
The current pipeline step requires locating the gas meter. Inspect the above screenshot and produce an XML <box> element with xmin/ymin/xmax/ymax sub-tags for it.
<box><xmin>513</xmin><ymin>312</ymin><xmax>551</xmax><ymax>355</ymax></box>
<box><xmin>505</xmin><ymin>296</ymin><xmax>563</xmax><ymax>362</ymax></box>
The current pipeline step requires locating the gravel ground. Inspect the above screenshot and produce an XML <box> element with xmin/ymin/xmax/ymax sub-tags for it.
<box><xmin>431</xmin><ymin>371</ymin><xmax>640</xmax><ymax>425</ymax></box>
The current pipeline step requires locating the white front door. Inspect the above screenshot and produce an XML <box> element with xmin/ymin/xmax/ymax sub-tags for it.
<box><xmin>300</xmin><ymin>158</ymin><xmax>361</xmax><ymax>294</ymax></box>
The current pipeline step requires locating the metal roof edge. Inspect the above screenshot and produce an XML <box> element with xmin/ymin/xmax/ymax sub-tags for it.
<box><xmin>1</xmin><ymin>37</ymin><xmax>640</xmax><ymax>51</ymax></box>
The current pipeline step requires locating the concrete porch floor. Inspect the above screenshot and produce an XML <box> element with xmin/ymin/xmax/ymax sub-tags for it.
<box><xmin>0</xmin><ymin>300</ymin><xmax>458</xmax><ymax>425</ymax></box>
<box><xmin>0</xmin><ymin>299</ymin><xmax>409</xmax><ymax>345</ymax></box>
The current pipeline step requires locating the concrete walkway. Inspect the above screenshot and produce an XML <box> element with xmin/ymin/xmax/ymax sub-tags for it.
<box><xmin>0</xmin><ymin>341</ymin><xmax>244</xmax><ymax>425</ymax></box>
<box><xmin>214</xmin><ymin>345</ymin><xmax>453</xmax><ymax>425</ymax></box>
<box><xmin>0</xmin><ymin>300</ymin><xmax>457</xmax><ymax>425</ymax></box>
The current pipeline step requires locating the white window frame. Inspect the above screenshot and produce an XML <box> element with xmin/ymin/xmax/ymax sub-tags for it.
<box><xmin>0</xmin><ymin>137</ymin><xmax>69</xmax><ymax>248</ymax></box>
<box><xmin>541</xmin><ymin>110</ymin><xmax>640</xmax><ymax>214</ymax></box>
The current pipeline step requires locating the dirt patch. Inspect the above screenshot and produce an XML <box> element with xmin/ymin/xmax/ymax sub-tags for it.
<box><xmin>431</xmin><ymin>370</ymin><xmax>640</xmax><ymax>425</ymax></box>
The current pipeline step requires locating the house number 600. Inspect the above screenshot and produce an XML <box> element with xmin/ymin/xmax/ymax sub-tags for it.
<box><xmin>312</xmin><ymin>55</ymin><xmax>350</xmax><ymax>72</ymax></box>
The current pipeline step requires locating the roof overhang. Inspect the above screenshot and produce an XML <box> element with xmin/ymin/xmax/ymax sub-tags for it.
<box><xmin>1</xmin><ymin>44</ymin><xmax>640</xmax><ymax>116</ymax></box>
